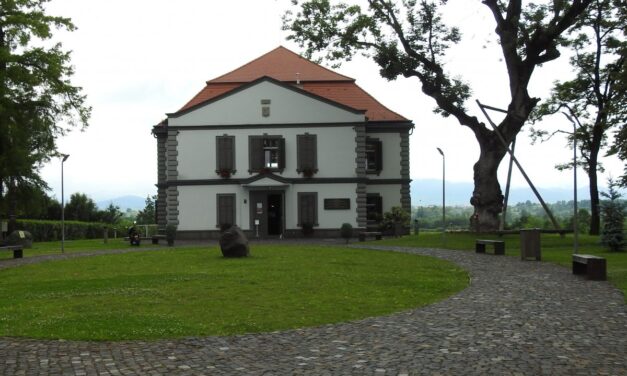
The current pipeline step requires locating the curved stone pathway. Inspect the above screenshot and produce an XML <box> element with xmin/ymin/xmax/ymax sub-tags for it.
<box><xmin>0</xmin><ymin>245</ymin><xmax>625</xmax><ymax>375</ymax></box>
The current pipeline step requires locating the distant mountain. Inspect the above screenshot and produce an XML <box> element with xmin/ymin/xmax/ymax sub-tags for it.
<box><xmin>411</xmin><ymin>179</ymin><xmax>598</xmax><ymax>206</ymax></box>
<box><xmin>97</xmin><ymin>195</ymin><xmax>146</xmax><ymax>211</ymax></box>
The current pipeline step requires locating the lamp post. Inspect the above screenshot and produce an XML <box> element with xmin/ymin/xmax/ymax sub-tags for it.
<box><xmin>61</xmin><ymin>154</ymin><xmax>69</xmax><ymax>253</ymax></box>
<box><xmin>436</xmin><ymin>148</ymin><xmax>445</xmax><ymax>243</ymax></box>
<box><xmin>563</xmin><ymin>113</ymin><xmax>579</xmax><ymax>253</ymax></box>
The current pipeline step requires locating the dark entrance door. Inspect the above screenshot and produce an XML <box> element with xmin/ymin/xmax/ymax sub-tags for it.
<box><xmin>267</xmin><ymin>194</ymin><xmax>282</xmax><ymax>235</ymax></box>
<box><xmin>249</xmin><ymin>191</ymin><xmax>284</xmax><ymax>237</ymax></box>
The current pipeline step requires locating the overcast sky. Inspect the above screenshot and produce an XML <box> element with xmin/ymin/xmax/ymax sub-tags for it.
<box><xmin>39</xmin><ymin>0</ymin><xmax>623</xmax><ymax>203</ymax></box>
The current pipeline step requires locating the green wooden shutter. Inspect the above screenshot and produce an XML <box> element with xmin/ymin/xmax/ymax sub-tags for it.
<box><xmin>249</xmin><ymin>136</ymin><xmax>264</xmax><ymax>172</ymax></box>
<box><xmin>216</xmin><ymin>136</ymin><xmax>234</xmax><ymax>171</ymax></box>
<box><xmin>278</xmin><ymin>137</ymin><xmax>286</xmax><ymax>170</ymax></box>
<box><xmin>298</xmin><ymin>192</ymin><xmax>317</xmax><ymax>226</ymax></box>
<box><xmin>297</xmin><ymin>134</ymin><xmax>317</xmax><ymax>171</ymax></box>
<box><xmin>217</xmin><ymin>194</ymin><xmax>235</xmax><ymax>228</ymax></box>
<box><xmin>375</xmin><ymin>140</ymin><xmax>383</xmax><ymax>172</ymax></box>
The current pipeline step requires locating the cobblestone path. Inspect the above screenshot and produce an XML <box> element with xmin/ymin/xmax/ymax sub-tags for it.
<box><xmin>0</xmin><ymin>245</ymin><xmax>625</xmax><ymax>375</ymax></box>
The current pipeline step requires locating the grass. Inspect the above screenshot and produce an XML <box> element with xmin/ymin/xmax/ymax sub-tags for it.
<box><xmin>0</xmin><ymin>238</ymin><xmax>146</xmax><ymax>260</ymax></box>
<box><xmin>375</xmin><ymin>232</ymin><xmax>627</xmax><ymax>300</ymax></box>
<box><xmin>0</xmin><ymin>244</ymin><xmax>468</xmax><ymax>340</ymax></box>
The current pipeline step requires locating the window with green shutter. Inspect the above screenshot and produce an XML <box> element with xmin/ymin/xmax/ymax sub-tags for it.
<box><xmin>366</xmin><ymin>138</ymin><xmax>383</xmax><ymax>174</ymax></box>
<box><xmin>249</xmin><ymin>135</ymin><xmax>285</xmax><ymax>173</ymax></box>
<box><xmin>298</xmin><ymin>192</ymin><xmax>318</xmax><ymax>227</ymax></box>
<box><xmin>216</xmin><ymin>194</ymin><xmax>236</xmax><ymax>230</ymax></box>
<box><xmin>297</xmin><ymin>134</ymin><xmax>317</xmax><ymax>177</ymax></box>
<box><xmin>216</xmin><ymin>135</ymin><xmax>235</xmax><ymax>176</ymax></box>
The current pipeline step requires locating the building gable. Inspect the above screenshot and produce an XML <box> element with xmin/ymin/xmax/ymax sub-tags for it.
<box><xmin>168</xmin><ymin>77</ymin><xmax>366</xmax><ymax>126</ymax></box>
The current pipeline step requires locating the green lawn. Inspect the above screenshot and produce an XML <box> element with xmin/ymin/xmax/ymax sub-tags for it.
<box><xmin>375</xmin><ymin>232</ymin><xmax>627</xmax><ymax>300</ymax></box>
<box><xmin>0</xmin><ymin>244</ymin><xmax>468</xmax><ymax>340</ymax></box>
<box><xmin>0</xmin><ymin>238</ymin><xmax>153</xmax><ymax>260</ymax></box>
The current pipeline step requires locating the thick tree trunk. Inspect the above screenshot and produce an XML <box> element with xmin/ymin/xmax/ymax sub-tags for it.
<box><xmin>588</xmin><ymin>161</ymin><xmax>601</xmax><ymax>235</ymax></box>
<box><xmin>470</xmin><ymin>134</ymin><xmax>507</xmax><ymax>232</ymax></box>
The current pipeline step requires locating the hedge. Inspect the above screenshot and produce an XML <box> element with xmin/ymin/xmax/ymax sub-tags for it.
<box><xmin>14</xmin><ymin>220</ymin><xmax>114</xmax><ymax>242</ymax></box>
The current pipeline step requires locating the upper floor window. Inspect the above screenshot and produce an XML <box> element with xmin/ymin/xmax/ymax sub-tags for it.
<box><xmin>216</xmin><ymin>135</ymin><xmax>235</xmax><ymax>177</ymax></box>
<box><xmin>263</xmin><ymin>138</ymin><xmax>281</xmax><ymax>169</ymax></box>
<box><xmin>249</xmin><ymin>135</ymin><xmax>285</xmax><ymax>173</ymax></box>
<box><xmin>297</xmin><ymin>134</ymin><xmax>317</xmax><ymax>177</ymax></box>
<box><xmin>366</xmin><ymin>138</ymin><xmax>382</xmax><ymax>174</ymax></box>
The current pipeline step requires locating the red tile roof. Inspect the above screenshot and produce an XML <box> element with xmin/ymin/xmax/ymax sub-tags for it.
<box><xmin>177</xmin><ymin>46</ymin><xmax>408</xmax><ymax>122</ymax></box>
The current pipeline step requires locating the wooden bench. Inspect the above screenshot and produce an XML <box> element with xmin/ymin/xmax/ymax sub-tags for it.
<box><xmin>358</xmin><ymin>232</ymin><xmax>382</xmax><ymax>242</ymax></box>
<box><xmin>0</xmin><ymin>245</ymin><xmax>23</xmax><ymax>259</ymax></box>
<box><xmin>475</xmin><ymin>239</ymin><xmax>505</xmax><ymax>255</ymax></box>
<box><xmin>572</xmin><ymin>254</ymin><xmax>606</xmax><ymax>281</ymax></box>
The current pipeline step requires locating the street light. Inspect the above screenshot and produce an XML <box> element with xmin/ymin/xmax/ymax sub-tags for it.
<box><xmin>563</xmin><ymin>112</ymin><xmax>579</xmax><ymax>253</ymax></box>
<box><xmin>61</xmin><ymin>154</ymin><xmax>69</xmax><ymax>253</ymax></box>
<box><xmin>436</xmin><ymin>147</ymin><xmax>445</xmax><ymax>243</ymax></box>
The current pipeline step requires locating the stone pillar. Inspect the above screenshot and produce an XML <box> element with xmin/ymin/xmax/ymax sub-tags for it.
<box><xmin>400</xmin><ymin>130</ymin><xmax>411</xmax><ymax>214</ymax></box>
<box><xmin>156</xmin><ymin>129</ymin><xmax>168</xmax><ymax>229</ymax></box>
<box><xmin>165</xmin><ymin>129</ymin><xmax>180</xmax><ymax>226</ymax></box>
<box><xmin>354</xmin><ymin>124</ymin><xmax>367</xmax><ymax>228</ymax></box>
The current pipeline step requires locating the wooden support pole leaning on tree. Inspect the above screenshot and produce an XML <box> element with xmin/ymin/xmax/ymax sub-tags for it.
<box><xmin>476</xmin><ymin>100</ymin><xmax>561</xmax><ymax>231</ymax></box>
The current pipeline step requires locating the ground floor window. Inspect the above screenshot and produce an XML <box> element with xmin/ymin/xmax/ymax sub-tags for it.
<box><xmin>297</xmin><ymin>192</ymin><xmax>318</xmax><ymax>227</ymax></box>
<box><xmin>217</xmin><ymin>194</ymin><xmax>235</xmax><ymax>230</ymax></box>
<box><xmin>366</xmin><ymin>194</ymin><xmax>383</xmax><ymax>225</ymax></box>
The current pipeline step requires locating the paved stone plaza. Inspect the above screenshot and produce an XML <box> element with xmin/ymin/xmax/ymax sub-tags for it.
<box><xmin>0</xmin><ymin>245</ymin><xmax>625</xmax><ymax>375</ymax></box>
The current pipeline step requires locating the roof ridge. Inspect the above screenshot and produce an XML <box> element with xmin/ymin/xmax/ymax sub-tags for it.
<box><xmin>207</xmin><ymin>46</ymin><xmax>354</xmax><ymax>83</ymax></box>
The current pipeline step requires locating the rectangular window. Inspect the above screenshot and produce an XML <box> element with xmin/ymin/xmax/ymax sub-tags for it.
<box><xmin>249</xmin><ymin>136</ymin><xmax>285</xmax><ymax>173</ymax></box>
<box><xmin>366</xmin><ymin>194</ymin><xmax>383</xmax><ymax>224</ymax></box>
<box><xmin>216</xmin><ymin>194</ymin><xmax>236</xmax><ymax>229</ymax></box>
<box><xmin>216</xmin><ymin>135</ymin><xmax>235</xmax><ymax>175</ymax></box>
<box><xmin>298</xmin><ymin>192</ymin><xmax>318</xmax><ymax>227</ymax></box>
<box><xmin>366</xmin><ymin>138</ymin><xmax>383</xmax><ymax>174</ymax></box>
<box><xmin>297</xmin><ymin>134</ymin><xmax>317</xmax><ymax>174</ymax></box>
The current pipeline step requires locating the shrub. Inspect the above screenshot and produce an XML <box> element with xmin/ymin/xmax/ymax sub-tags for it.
<box><xmin>340</xmin><ymin>223</ymin><xmax>353</xmax><ymax>243</ymax></box>
<box><xmin>14</xmin><ymin>219</ymin><xmax>112</xmax><ymax>242</ymax></box>
<box><xmin>601</xmin><ymin>179</ymin><xmax>625</xmax><ymax>252</ymax></box>
<box><xmin>380</xmin><ymin>206</ymin><xmax>410</xmax><ymax>236</ymax></box>
<box><xmin>165</xmin><ymin>224</ymin><xmax>177</xmax><ymax>246</ymax></box>
<box><xmin>301</xmin><ymin>223</ymin><xmax>314</xmax><ymax>237</ymax></box>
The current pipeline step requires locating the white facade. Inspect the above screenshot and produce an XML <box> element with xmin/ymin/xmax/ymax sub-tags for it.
<box><xmin>154</xmin><ymin>77</ymin><xmax>412</xmax><ymax>238</ymax></box>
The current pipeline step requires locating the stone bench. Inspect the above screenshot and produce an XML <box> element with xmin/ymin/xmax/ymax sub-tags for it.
<box><xmin>358</xmin><ymin>232</ymin><xmax>382</xmax><ymax>242</ymax></box>
<box><xmin>0</xmin><ymin>245</ymin><xmax>23</xmax><ymax>259</ymax></box>
<box><xmin>475</xmin><ymin>239</ymin><xmax>505</xmax><ymax>255</ymax></box>
<box><xmin>572</xmin><ymin>254</ymin><xmax>606</xmax><ymax>281</ymax></box>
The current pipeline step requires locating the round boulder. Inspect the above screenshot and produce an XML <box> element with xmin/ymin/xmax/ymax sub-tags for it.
<box><xmin>219</xmin><ymin>225</ymin><xmax>250</xmax><ymax>257</ymax></box>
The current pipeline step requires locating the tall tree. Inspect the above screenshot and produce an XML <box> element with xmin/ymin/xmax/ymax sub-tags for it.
<box><xmin>284</xmin><ymin>0</ymin><xmax>592</xmax><ymax>230</ymax></box>
<box><xmin>99</xmin><ymin>203</ymin><xmax>123</xmax><ymax>224</ymax></box>
<box><xmin>530</xmin><ymin>0</ymin><xmax>626</xmax><ymax>234</ymax></box>
<box><xmin>0</xmin><ymin>0</ymin><xmax>91</xmax><ymax>232</ymax></box>
<box><xmin>136</xmin><ymin>195</ymin><xmax>157</xmax><ymax>225</ymax></box>
<box><xmin>64</xmin><ymin>193</ymin><xmax>98</xmax><ymax>222</ymax></box>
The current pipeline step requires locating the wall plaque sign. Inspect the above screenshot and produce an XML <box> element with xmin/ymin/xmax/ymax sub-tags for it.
<box><xmin>324</xmin><ymin>198</ymin><xmax>350</xmax><ymax>210</ymax></box>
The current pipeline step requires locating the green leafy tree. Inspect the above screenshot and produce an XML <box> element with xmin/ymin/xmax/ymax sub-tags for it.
<box><xmin>601</xmin><ymin>178</ymin><xmax>625</xmax><ymax>251</ymax></box>
<box><xmin>136</xmin><ymin>195</ymin><xmax>156</xmax><ymax>225</ymax></box>
<box><xmin>284</xmin><ymin>0</ymin><xmax>593</xmax><ymax>230</ymax></box>
<box><xmin>530</xmin><ymin>0</ymin><xmax>626</xmax><ymax>235</ymax></box>
<box><xmin>99</xmin><ymin>203</ymin><xmax>123</xmax><ymax>224</ymax></box>
<box><xmin>64</xmin><ymin>193</ymin><xmax>98</xmax><ymax>222</ymax></box>
<box><xmin>0</xmin><ymin>0</ymin><xmax>91</xmax><ymax>232</ymax></box>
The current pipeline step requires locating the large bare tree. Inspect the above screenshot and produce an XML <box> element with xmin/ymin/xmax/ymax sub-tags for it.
<box><xmin>284</xmin><ymin>0</ymin><xmax>593</xmax><ymax>230</ymax></box>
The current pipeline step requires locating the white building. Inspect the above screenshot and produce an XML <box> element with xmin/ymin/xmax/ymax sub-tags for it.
<box><xmin>152</xmin><ymin>47</ymin><xmax>413</xmax><ymax>239</ymax></box>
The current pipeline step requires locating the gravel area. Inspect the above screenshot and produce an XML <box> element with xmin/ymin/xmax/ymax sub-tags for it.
<box><xmin>0</xmin><ymin>244</ymin><xmax>625</xmax><ymax>375</ymax></box>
